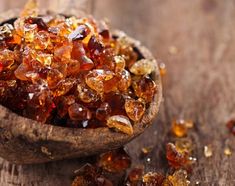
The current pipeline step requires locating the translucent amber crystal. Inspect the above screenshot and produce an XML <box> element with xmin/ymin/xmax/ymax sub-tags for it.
<box><xmin>124</xmin><ymin>98</ymin><xmax>145</xmax><ymax>122</ymax></box>
<box><xmin>104</xmin><ymin>92</ymin><xmax>125</xmax><ymax>115</ymax></box>
<box><xmin>68</xmin><ymin>24</ymin><xmax>90</xmax><ymax>41</ymax></box>
<box><xmin>96</xmin><ymin>102</ymin><xmax>111</xmax><ymax>121</ymax></box>
<box><xmin>106</xmin><ymin>115</ymin><xmax>133</xmax><ymax>135</ymax></box>
<box><xmin>23</xmin><ymin>23</ymin><xmax>38</xmax><ymax>42</ymax></box>
<box><xmin>126</xmin><ymin>167</ymin><xmax>143</xmax><ymax>185</ymax></box>
<box><xmin>54</xmin><ymin>42</ymin><xmax>72</xmax><ymax>61</ymax></box>
<box><xmin>117</xmin><ymin>70</ymin><xmax>132</xmax><ymax>92</ymax></box>
<box><xmin>36</xmin><ymin>52</ymin><xmax>53</xmax><ymax>66</ymax></box>
<box><xmin>132</xmin><ymin>75</ymin><xmax>156</xmax><ymax>102</ymax></box>
<box><xmin>114</xmin><ymin>55</ymin><xmax>125</xmax><ymax>72</ymax></box>
<box><xmin>204</xmin><ymin>145</ymin><xmax>213</xmax><ymax>158</ymax></box>
<box><xmin>68</xmin><ymin>103</ymin><xmax>92</xmax><ymax>121</ymax></box>
<box><xmin>47</xmin><ymin>69</ymin><xmax>64</xmax><ymax>88</ymax></box>
<box><xmin>97</xmin><ymin>148</ymin><xmax>131</xmax><ymax>173</ymax></box>
<box><xmin>167</xmin><ymin>170</ymin><xmax>190</xmax><ymax>186</ymax></box>
<box><xmin>0</xmin><ymin>49</ymin><xmax>15</xmax><ymax>70</ymax></box>
<box><xmin>171</xmin><ymin>119</ymin><xmax>188</xmax><ymax>137</ymax></box>
<box><xmin>0</xmin><ymin>24</ymin><xmax>14</xmax><ymax>41</ymax></box>
<box><xmin>34</xmin><ymin>31</ymin><xmax>50</xmax><ymax>50</ymax></box>
<box><xmin>76</xmin><ymin>83</ymin><xmax>99</xmax><ymax>103</ymax></box>
<box><xmin>226</xmin><ymin>119</ymin><xmax>235</xmax><ymax>135</ymax></box>
<box><xmin>53</xmin><ymin>78</ymin><xmax>75</xmax><ymax>97</ymax></box>
<box><xmin>166</xmin><ymin>143</ymin><xmax>195</xmax><ymax>171</ymax></box>
<box><xmin>85</xmin><ymin>69</ymin><xmax>114</xmax><ymax>93</ymax></box>
<box><xmin>14</xmin><ymin>63</ymin><xmax>31</xmax><ymax>81</ymax></box>
<box><xmin>129</xmin><ymin>59</ymin><xmax>155</xmax><ymax>75</ymax></box>
<box><xmin>175</xmin><ymin>138</ymin><xmax>193</xmax><ymax>154</ymax></box>
<box><xmin>142</xmin><ymin>172</ymin><xmax>165</xmax><ymax>186</ymax></box>
<box><xmin>71</xmin><ymin>41</ymin><xmax>94</xmax><ymax>70</ymax></box>
<box><xmin>72</xmin><ymin>164</ymin><xmax>113</xmax><ymax>186</ymax></box>
<box><xmin>56</xmin><ymin>95</ymin><xmax>75</xmax><ymax>117</ymax></box>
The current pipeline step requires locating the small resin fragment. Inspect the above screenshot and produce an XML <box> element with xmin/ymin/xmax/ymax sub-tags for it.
<box><xmin>226</xmin><ymin>119</ymin><xmax>235</xmax><ymax>135</ymax></box>
<box><xmin>167</xmin><ymin>170</ymin><xmax>190</xmax><ymax>186</ymax></box>
<box><xmin>142</xmin><ymin>172</ymin><xmax>165</xmax><ymax>186</ymax></box>
<box><xmin>130</xmin><ymin>59</ymin><xmax>155</xmax><ymax>75</ymax></box>
<box><xmin>68</xmin><ymin>24</ymin><xmax>90</xmax><ymax>41</ymax></box>
<box><xmin>114</xmin><ymin>55</ymin><xmax>126</xmax><ymax>72</ymax></box>
<box><xmin>96</xmin><ymin>102</ymin><xmax>111</xmax><ymax>121</ymax></box>
<box><xmin>204</xmin><ymin>145</ymin><xmax>213</xmax><ymax>158</ymax></box>
<box><xmin>125</xmin><ymin>98</ymin><xmax>145</xmax><ymax>121</ymax></box>
<box><xmin>68</xmin><ymin>103</ymin><xmax>92</xmax><ymax>121</ymax></box>
<box><xmin>140</xmin><ymin>146</ymin><xmax>153</xmax><ymax>158</ymax></box>
<box><xmin>224</xmin><ymin>146</ymin><xmax>232</xmax><ymax>156</ymax></box>
<box><xmin>166</xmin><ymin>143</ymin><xmax>196</xmax><ymax>171</ymax></box>
<box><xmin>171</xmin><ymin>119</ymin><xmax>193</xmax><ymax>137</ymax></box>
<box><xmin>117</xmin><ymin>70</ymin><xmax>132</xmax><ymax>92</ymax></box>
<box><xmin>132</xmin><ymin>75</ymin><xmax>156</xmax><ymax>102</ymax></box>
<box><xmin>72</xmin><ymin>164</ymin><xmax>113</xmax><ymax>186</ymax></box>
<box><xmin>97</xmin><ymin>148</ymin><xmax>131</xmax><ymax>173</ymax></box>
<box><xmin>175</xmin><ymin>138</ymin><xmax>193</xmax><ymax>154</ymax></box>
<box><xmin>76</xmin><ymin>83</ymin><xmax>99</xmax><ymax>103</ymax></box>
<box><xmin>106</xmin><ymin>115</ymin><xmax>133</xmax><ymax>135</ymax></box>
<box><xmin>0</xmin><ymin>24</ymin><xmax>14</xmax><ymax>40</ymax></box>
<box><xmin>126</xmin><ymin>167</ymin><xmax>143</xmax><ymax>185</ymax></box>
<box><xmin>85</xmin><ymin>69</ymin><xmax>114</xmax><ymax>93</ymax></box>
<box><xmin>159</xmin><ymin>62</ymin><xmax>167</xmax><ymax>76</ymax></box>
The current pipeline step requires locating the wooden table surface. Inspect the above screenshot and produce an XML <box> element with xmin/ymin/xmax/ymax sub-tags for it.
<box><xmin>0</xmin><ymin>0</ymin><xmax>234</xmax><ymax>185</ymax></box>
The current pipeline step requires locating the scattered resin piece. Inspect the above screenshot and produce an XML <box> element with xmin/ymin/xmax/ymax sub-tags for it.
<box><xmin>171</xmin><ymin>119</ymin><xmax>193</xmax><ymax>137</ymax></box>
<box><xmin>0</xmin><ymin>0</ymin><xmax>157</xmax><ymax>131</ymax></box>
<box><xmin>126</xmin><ymin>167</ymin><xmax>143</xmax><ymax>185</ymax></box>
<box><xmin>204</xmin><ymin>145</ymin><xmax>213</xmax><ymax>158</ymax></box>
<box><xmin>72</xmin><ymin>164</ymin><xmax>113</xmax><ymax>186</ymax></box>
<box><xmin>224</xmin><ymin>146</ymin><xmax>232</xmax><ymax>156</ymax></box>
<box><xmin>130</xmin><ymin>59</ymin><xmax>155</xmax><ymax>75</ymax></box>
<box><xmin>175</xmin><ymin>138</ymin><xmax>193</xmax><ymax>154</ymax></box>
<box><xmin>140</xmin><ymin>146</ymin><xmax>153</xmax><ymax>158</ymax></box>
<box><xmin>97</xmin><ymin>148</ymin><xmax>131</xmax><ymax>173</ymax></box>
<box><xmin>106</xmin><ymin>115</ymin><xmax>133</xmax><ymax>135</ymax></box>
<box><xmin>142</xmin><ymin>172</ymin><xmax>165</xmax><ymax>186</ymax></box>
<box><xmin>167</xmin><ymin>170</ymin><xmax>190</xmax><ymax>186</ymax></box>
<box><xmin>226</xmin><ymin>119</ymin><xmax>235</xmax><ymax>135</ymax></box>
<box><xmin>124</xmin><ymin>98</ymin><xmax>145</xmax><ymax>122</ymax></box>
<box><xmin>159</xmin><ymin>62</ymin><xmax>167</xmax><ymax>77</ymax></box>
<box><xmin>166</xmin><ymin>143</ymin><xmax>196</xmax><ymax>171</ymax></box>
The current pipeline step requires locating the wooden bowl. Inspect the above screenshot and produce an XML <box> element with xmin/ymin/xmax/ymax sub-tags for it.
<box><xmin>0</xmin><ymin>11</ymin><xmax>162</xmax><ymax>164</ymax></box>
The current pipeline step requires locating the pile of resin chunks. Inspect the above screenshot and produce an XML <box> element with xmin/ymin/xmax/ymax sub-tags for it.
<box><xmin>0</xmin><ymin>1</ymin><xmax>157</xmax><ymax>134</ymax></box>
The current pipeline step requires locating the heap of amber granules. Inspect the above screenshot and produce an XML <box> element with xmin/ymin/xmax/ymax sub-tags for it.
<box><xmin>0</xmin><ymin>0</ymin><xmax>157</xmax><ymax>134</ymax></box>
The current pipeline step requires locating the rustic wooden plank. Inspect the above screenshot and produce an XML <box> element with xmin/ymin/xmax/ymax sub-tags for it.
<box><xmin>0</xmin><ymin>0</ymin><xmax>235</xmax><ymax>185</ymax></box>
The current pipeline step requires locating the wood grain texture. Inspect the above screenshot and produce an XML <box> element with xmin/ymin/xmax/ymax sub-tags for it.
<box><xmin>0</xmin><ymin>0</ymin><xmax>235</xmax><ymax>185</ymax></box>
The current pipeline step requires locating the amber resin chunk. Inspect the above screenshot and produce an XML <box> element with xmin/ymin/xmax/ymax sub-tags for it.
<box><xmin>106</xmin><ymin>115</ymin><xmax>133</xmax><ymax>135</ymax></box>
<box><xmin>0</xmin><ymin>0</ymin><xmax>157</xmax><ymax>133</ymax></box>
<box><xmin>97</xmin><ymin>148</ymin><xmax>131</xmax><ymax>173</ymax></box>
<box><xmin>166</xmin><ymin>143</ymin><xmax>196</xmax><ymax>172</ymax></box>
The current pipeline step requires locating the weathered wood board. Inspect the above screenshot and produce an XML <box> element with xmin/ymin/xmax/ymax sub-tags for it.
<box><xmin>0</xmin><ymin>0</ymin><xmax>234</xmax><ymax>185</ymax></box>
